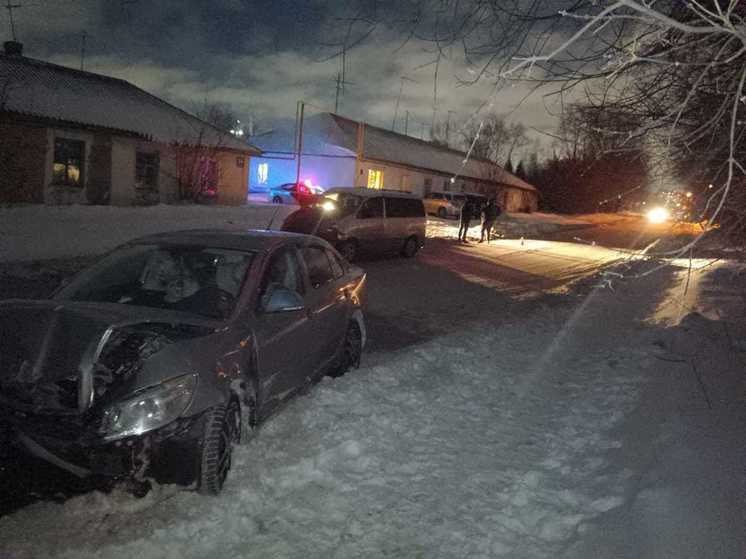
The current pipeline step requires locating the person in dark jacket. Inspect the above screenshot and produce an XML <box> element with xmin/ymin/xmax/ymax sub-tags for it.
<box><xmin>479</xmin><ymin>198</ymin><xmax>501</xmax><ymax>243</ymax></box>
<box><xmin>458</xmin><ymin>198</ymin><xmax>474</xmax><ymax>242</ymax></box>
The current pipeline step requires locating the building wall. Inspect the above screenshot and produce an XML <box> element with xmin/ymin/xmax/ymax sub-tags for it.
<box><xmin>111</xmin><ymin>137</ymin><xmax>179</xmax><ymax>205</ymax></box>
<box><xmin>216</xmin><ymin>151</ymin><xmax>249</xmax><ymax>205</ymax></box>
<box><xmin>249</xmin><ymin>153</ymin><xmax>357</xmax><ymax>195</ymax></box>
<box><xmin>0</xmin><ymin>119</ymin><xmax>47</xmax><ymax>203</ymax></box>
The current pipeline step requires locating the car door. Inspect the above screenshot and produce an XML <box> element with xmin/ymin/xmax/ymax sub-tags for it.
<box><xmin>352</xmin><ymin>196</ymin><xmax>385</xmax><ymax>252</ymax></box>
<box><xmin>299</xmin><ymin>244</ymin><xmax>349</xmax><ymax>371</ymax></box>
<box><xmin>382</xmin><ymin>196</ymin><xmax>407</xmax><ymax>250</ymax></box>
<box><xmin>252</xmin><ymin>245</ymin><xmax>314</xmax><ymax>413</ymax></box>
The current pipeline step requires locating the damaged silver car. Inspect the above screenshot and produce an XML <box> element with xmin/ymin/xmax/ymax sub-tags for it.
<box><xmin>0</xmin><ymin>230</ymin><xmax>366</xmax><ymax>495</ymax></box>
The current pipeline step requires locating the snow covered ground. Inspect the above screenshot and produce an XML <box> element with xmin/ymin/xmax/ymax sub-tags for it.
<box><xmin>0</xmin><ymin>204</ymin><xmax>742</xmax><ymax>558</ymax></box>
<box><xmin>0</xmin><ymin>255</ymin><xmax>742</xmax><ymax>558</ymax></box>
<box><xmin>0</xmin><ymin>204</ymin><xmax>294</xmax><ymax>262</ymax></box>
<box><xmin>0</xmin><ymin>203</ymin><xmax>594</xmax><ymax>263</ymax></box>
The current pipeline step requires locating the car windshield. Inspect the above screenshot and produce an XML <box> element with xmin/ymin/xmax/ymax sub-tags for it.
<box><xmin>56</xmin><ymin>244</ymin><xmax>255</xmax><ymax>319</ymax></box>
<box><xmin>323</xmin><ymin>192</ymin><xmax>363</xmax><ymax>217</ymax></box>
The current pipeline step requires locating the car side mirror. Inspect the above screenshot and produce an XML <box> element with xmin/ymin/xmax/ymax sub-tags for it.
<box><xmin>263</xmin><ymin>287</ymin><xmax>304</xmax><ymax>313</ymax></box>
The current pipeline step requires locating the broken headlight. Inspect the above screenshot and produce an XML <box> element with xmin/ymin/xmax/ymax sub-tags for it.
<box><xmin>98</xmin><ymin>374</ymin><xmax>197</xmax><ymax>441</ymax></box>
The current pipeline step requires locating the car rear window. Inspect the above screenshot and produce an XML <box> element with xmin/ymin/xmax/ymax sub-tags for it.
<box><xmin>385</xmin><ymin>197</ymin><xmax>425</xmax><ymax>218</ymax></box>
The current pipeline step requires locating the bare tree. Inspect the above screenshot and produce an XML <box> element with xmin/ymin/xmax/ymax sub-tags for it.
<box><xmin>335</xmin><ymin>0</ymin><xmax>746</xmax><ymax>245</ymax></box>
<box><xmin>432</xmin><ymin>112</ymin><xmax>529</xmax><ymax>163</ymax></box>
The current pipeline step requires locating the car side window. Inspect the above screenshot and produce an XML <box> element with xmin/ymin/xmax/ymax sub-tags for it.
<box><xmin>357</xmin><ymin>197</ymin><xmax>383</xmax><ymax>219</ymax></box>
<box><xmin>326</xmin><ymin>249</ymin><xmax>345</xmax><ymax>278</ymax></box>
<box><xmin>301</xmin><ymin>246</ymin><xmax>335</xmax><ymax>288</ymax></box>
<box><xmin>386</xmin><ymin>197</ymin><xmax>424</xmax><ymax>218</ymax></box>
<box><xmin>258</xmin><ymin>247</ymin><xmax>304</xmax><ymax>310</ymax></box>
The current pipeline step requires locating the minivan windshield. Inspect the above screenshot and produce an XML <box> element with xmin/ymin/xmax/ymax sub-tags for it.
<box><xmin>56</xmin><ymin>244</ymin><xmax>254</xmax><ymax>319</ymax></box>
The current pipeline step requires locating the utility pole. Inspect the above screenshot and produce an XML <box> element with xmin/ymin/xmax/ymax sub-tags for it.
<box><xmin>404</xmin><ymin>111</ymin><xmax>409</xmax><ymax>135</ymax></box>
<box><xmin>446</xmin><ymin>110</ymin><xmax>456</xmax><ymax>146</ymax></box>
<box><xmin>430</xmin><ymin>52</ymin><xmax>441</xmax><ymax>139</ymax></box>
<box><xmin>295</xmin><ymin>100</ymin><xmax>305</xmax><ymax>185</ymax></box>
<box><xmin>80</xmin><ymin>31</ymin><xmax>87</xmax><ymax>71</ymax></box>
<box><xmin>5</xmin><ymin>0</ymin><xmax>21</xmax><ymax>41</ymax></box>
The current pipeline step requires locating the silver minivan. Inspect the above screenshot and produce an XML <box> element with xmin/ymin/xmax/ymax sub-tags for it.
<box><xmin>282</xmin><ymin>187</ymin><xmax>426</xmax><ymax>262</ymax></box>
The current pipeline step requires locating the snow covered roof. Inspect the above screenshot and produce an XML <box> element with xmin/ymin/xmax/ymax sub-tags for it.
<box><xmin>0</xmin><ymin>54</ymin><xmax>259</xmax><ymax>153</ymax></box>
<box><xmin>251</xmin><ymin>113</ymin><xmax>537</xmax><ymax>193</ymax></box>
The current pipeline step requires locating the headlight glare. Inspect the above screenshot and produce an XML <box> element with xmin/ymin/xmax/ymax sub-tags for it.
<box><xmin>99</xmin><ymin>374</ymin><xmax>197</xmax><ymax>441</ymax></box>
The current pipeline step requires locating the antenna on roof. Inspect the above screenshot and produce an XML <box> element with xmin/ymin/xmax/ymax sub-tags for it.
<box><xmin>391</xmin><ymin>76</ymin><xmax>416</xmax><ymax>132</ymax></box>
<box><xmin>4</xmin><ymin>0</ymin><xmax>21</xmax><ymax>42</ymax></box>
<box><xmin>80</xmin><ymin>31</ymin><xmax>87</xmax><ymax>71</ymax></box>
<box><xmin>332</xmin><ymin>71</ymin><xmax>354</xmax><ymax>114</ymax></box>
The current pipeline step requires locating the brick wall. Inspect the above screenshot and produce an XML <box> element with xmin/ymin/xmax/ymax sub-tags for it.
<box><xmin>0</xmin><ymin>118</ymin><xmax>47</xmax><ymax>203</ymax></box>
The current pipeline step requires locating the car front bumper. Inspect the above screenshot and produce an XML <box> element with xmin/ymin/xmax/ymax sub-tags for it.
<box><xmin>1</xmin><ymin>409</ymin><xmax>208</xmax><ymax>485</ymax></box>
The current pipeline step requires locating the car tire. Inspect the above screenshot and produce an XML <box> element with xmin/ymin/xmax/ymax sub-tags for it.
<box><xmin>272</xmin><ymin>196</ymin><xmax>282</xmax><ymax>204</ymax></box>
<box><xmin>437</xmin><ymin>207</ymin><xmax>447</xmax><ymax>219</ymax></box>
<box><xmin>401</xmin><ymin>236</ymin><xmax>419</xmax><ymax>258</ymax></box>
<box><xmin>198</xmin><ymin>399</ymin><xmax>241</xmax><ymax>495</ymax></box>
<box><xmin>338</xmin><ymin>240</ymin><xmax>358</xmax><ymax>262</ymax></box>
<box><xmin>329</xmin><ymin>321</ymin><xmax>362</xmax><ymax>378</ymax></box>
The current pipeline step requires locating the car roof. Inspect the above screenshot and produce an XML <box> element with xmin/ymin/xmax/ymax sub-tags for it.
<box><xmin>126</xmin><ymin>228</ymin><xmax>316</xmax><ymax>252</ymax></box>
<box><xmin>325</xmin><ymin>187</ymin><xmax>421</xmax><ymax>199</ymax></box>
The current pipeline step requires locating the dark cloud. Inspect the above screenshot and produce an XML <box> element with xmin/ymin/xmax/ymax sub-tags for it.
<box><xmin>4</xmin><ymin>0</ymin><xmax>563</xmax><ymax>158</ymax></box>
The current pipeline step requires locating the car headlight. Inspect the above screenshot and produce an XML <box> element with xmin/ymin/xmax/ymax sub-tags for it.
<box><xmin>98</xmin><ymin>374</ymin><xmax>197</xmax><ymax>441</ymax></box>
<box><xmin>646</xmin><ymin>206</ymin><xmax>670</xmax><ymax>224</ymax></box>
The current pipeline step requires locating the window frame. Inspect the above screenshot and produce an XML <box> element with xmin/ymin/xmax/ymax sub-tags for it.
<box><xmin>135</xmin><ymin>151</ymin><xmax>160</xmax><ymax>192</ymax></box>
<box><xmin>357</xmin><ymin>196</ymin><xmax>384</xmax><ymax>219</ymax></box>
<box><xmin>367</xmin><ymin>169</ymin><xmax>383</xmax><ymax>189</ymax></box>
<box><xmin>52</xmin><ymin>138</ymin><xmax>85</xmax><ymax>188</ymax></box>
<box><xmin>257</xmin><ymin>246</ymin><xmax>306</xmax><ymax>312</ymax></box>
<box><xmin>300</xmin><ymin>245</ymin><xmax>336</xmax><ymax>289</ymax></box>
<box><xmin>257</xmin><ymin>162</ymin><xmax>269</xmax><ymax>185</ymax></box>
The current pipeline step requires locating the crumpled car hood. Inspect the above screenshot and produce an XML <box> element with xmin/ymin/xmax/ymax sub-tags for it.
<box><xmin>0</xmin><ymin>300</ymin><xmax>216</xmax><ymax>414</ymax></box>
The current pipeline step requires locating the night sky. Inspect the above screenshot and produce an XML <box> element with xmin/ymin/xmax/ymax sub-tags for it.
<box><xmin>4</xmin><ymin>0</ymin><xmax>562</xmax><ymax>156</ymax></box>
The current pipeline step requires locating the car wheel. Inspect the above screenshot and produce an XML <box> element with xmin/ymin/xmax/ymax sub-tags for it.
<box><xmin>338</xmin><ymin>240</ymin><xmax>358</xmax><ymax>262</ymax></box>
<box><xmin>437</xmin><ymin>207</ymin><xmax>447</xmax><ymax>219</ymax></box>
<box><xmin>401</xmin><ymin>236</ymin><xmax>419</xmax><ymax>258</ymax></box>
<box><xmin>198</xmin><ymin>399</ymin><xmax>241</xmax><ymax>495</ymax></box>
<box><xmin>329</xmin><ymin>321</ymin><xmax>362</xmax><ymax>378</ymax></box>
<box><xmin>272</xmin><ymin>196</ymin><xmax>282</xmax><ymax>204</ymax></box>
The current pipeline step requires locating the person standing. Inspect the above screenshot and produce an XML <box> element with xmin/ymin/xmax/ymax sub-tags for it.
<box><xmin>479</xmin><ymin>198</ymin><xmax>500</xmax><ymax>243</ymax></box>
<box><xmin>458</xmin><ymin>198</ymin><xmax>474</xmax><ymax>242</ymax></box>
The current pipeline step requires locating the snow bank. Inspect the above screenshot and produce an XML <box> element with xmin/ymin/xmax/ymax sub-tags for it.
<box><xmin>427</xmin><ymin>212</ymin><xmax>593</xmax><ymax>241</ymax></box>
<box><xmin>0</xmin><ymin>204</ymin><xmax>295</xmax><ymax>262</ymax></box>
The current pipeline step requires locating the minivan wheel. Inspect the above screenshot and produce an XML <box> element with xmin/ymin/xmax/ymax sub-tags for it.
<box><xmin>198</xmin><ymin>399</ymin><xmax>241</xmax><ymax>495</ymax></box>
<box><xmin>401</xmin><ymin>236</ymin><xmax>419</xmax><ymax>258</ymax></box>
<box><xmin>437</xmin><ymin>207</ymin><xmax>447</xmax><ymax>219</ymax></box>
<box><xmin>329</xmin><ymin>321</ymin><xmax>362</xmax><ymax>378</ymax></box>
<box><xmin>338</xmin><ymin>240</ymin><xmax>358</xmax><ymax>262</ymax></box>
<box><xmin>272</xmin><ymin>196</ymin><xmax>282</xmax><ymax>204</ymax></box>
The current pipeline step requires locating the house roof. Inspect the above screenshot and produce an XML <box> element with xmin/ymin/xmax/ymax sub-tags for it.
<box><xmin>251</xmin><ymin>112</ymin><xmax>536</xmax><ymax>193</ymax></box>
<box><xmin>0</xmin><ymin>54</ymin><xmax>259</xmax><ymax>154</ymax></box>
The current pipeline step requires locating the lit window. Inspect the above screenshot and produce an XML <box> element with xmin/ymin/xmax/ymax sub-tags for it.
<box><xmin>257</xmin><ymin>163</ymin><xmax>269</xmax><ymax>185</ymax></box>
<box><xmin>53</xmin><ymin>138</ymin><xmax>84</xmax><ymax>187</ymax></box>
<box><xmin>367</xmin><ymin>169</ymin><xmax>383</xmax><ymax>189</ymax></box>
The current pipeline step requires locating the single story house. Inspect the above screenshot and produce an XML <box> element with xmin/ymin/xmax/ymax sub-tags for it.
<box><xmin>248</xmin><ymin>112</ymin><xmax>538</xmax><ymax>212</ymax></box>
<box><xmin>0</xmin><ymin>41</ymin><xmax>260</xmax><ymax>206</ymax></box>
